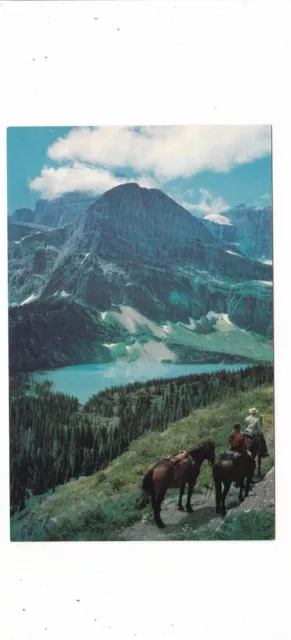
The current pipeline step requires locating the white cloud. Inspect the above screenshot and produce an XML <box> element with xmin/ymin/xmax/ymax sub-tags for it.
<box><xmin>47</xmin><ymin>125</ymin><xmax>271</xmax><ymax>181</ymax></box>
<box><xmin>184</xmin><ymin>187</ymin><xmax>196</xmax><ymax>197</ymax></box>
<box><xmin>199</xmin><ymin>188</ymin><xmax>212</xmax><ymax>201</ymax></box>
<box><xmin>180</xmin><ymin>188</ymin><xmax>230</xmax><ymax>217</ymax></box>
<box><xmin>260</xmin><ymin>193</ymin><xmax>271</xmax><ymax>200</ymax></box>
<box><xmin>29</xmin><ymin>162</ymin><xmax>157</xmax><ymax>199</ymax></box>
<box><xmin>134</xmin><ymin>175</ymin><xmax>159</xmax><ymax>189</ymax></box>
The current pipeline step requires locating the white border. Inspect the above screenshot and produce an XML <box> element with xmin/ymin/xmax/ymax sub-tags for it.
<box><xmin>1</xmin><ymin>2</ymin><xmax>290</xmax><ymax>639</ymax></box>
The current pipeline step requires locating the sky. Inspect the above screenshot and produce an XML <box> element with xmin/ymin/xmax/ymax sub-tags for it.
<box><xmin>7</xmin><ymin>125</ymin><xmax>272</xmax><ymax>217</ymax></box>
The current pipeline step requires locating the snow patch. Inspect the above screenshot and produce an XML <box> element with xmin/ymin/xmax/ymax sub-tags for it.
<box><xmin>101</xmin><ymin>312</ymin><xmax>107</xmax><ymax>321</ymax></box>
<box><xmin>257</xmin><ymin>280</ymin><xmax>273</xmax><ymax>287</ymax></box>
<box><xmin>103</xmin><ymin>343</ymin><xmax>117</xmax><ymax>349</ymax></box>
<box><xmin>204</xmin><ymin>213</ymin><xmax>232</xmax><ymax>225</ymax></box>
<box><xmin>13</xmin><ymin>230</ymin><xmax>44</xmax><ymax>246</ymax></box>
<box><xmin>259</xmin><ymin>259</ymin><xmax>272</xmax><ymax>265</ymax></box>
<box><xmin>206</xmin><ymin>310</ymin><xmax>233</xmax><ymax>327</ymax></box>
<box><xmin>206</xmin><ymin>311</ymin><xmax>219</xmax><ymax>321</ymax></box>
<box><xmin>181</xmin><ymin>317</ymin><xmax>196</xmax><ymax>330</ymax></box>
<box><xmin>142</xmin><ymin>341</ymin><xmax>175</xmax><ymax>362</ymax></box>
<box><xmin>109</xmin><ymin>305</ymin><xmax>165</xmax><ymax>338</ymax></box>
<box><xmin>225</xmin><ymin>249</ymin><xmax>240</xmax><ymax>256</ymax></box>
<box><xmin>80</xmin><ymin>252</ymin><xmax>90</xmax><ymax>265</ymax></box>
<box><xmin>21</xmin><ymin>293</ymin><xmax>37</xmax><ymax>306</ymax></box>
<box><xmin>162</xmin><ymin>324</ymin><xmax>171</xmax><ymax>334</ymax></box>
<box><xmin>60</xmin><ymin>290</ymin><xmax>70</xmax><ymax>298</ymax></box>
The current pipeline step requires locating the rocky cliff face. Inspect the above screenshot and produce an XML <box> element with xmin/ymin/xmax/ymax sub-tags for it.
<box><xmin>201</xmin><ymin>205</ymin><xmax>272</xmax><ymax>260</ymax></box>
<box><xmin>11</xmin><ymin>208</ymin><xmax>35</xmax><ymax>223</ymax></box>
<box><xmin>8</xmin><ymin>184</ymin><xmax>273</xmax><ymax>372</ymax></box>
<box><xmin>38</xmin><ymin>184</ymin><xmax>272</xmax><ymax>324</ymax></box>
<box><xmin>202</xmin><ymin>218</ymin><xmax>236</xmax><ymax>245</ymax></box>
<box><xmin>227</xmin><ymin>205</ymin><xmax>272</xmax><ymax>259</ymax></box>
<box><xmin>10</xmin><ymin>192</ymin><xmax>96</xmax><ymax>228</ymax></box>
<box><xmin>8</xmin><ymin>224</ymin><xmax>73</xmax><ymax>306</ymax></box>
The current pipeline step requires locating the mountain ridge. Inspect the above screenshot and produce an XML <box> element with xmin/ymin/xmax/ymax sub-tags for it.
<box><xmin>8</xmin><ymin>184</ymin><xmax>273</xmax><ymax>372</ymax></box>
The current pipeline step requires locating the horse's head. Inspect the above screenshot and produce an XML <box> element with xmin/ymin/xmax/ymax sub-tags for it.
<box><xmin>204</xmin><ymin>440</ymin><xmax>216</xmax><ymax>465</ymax></box>
<box><xmin>189</xmin><ymin>440</ymin><xmax>215</xmax><ymax>465</ymax></box>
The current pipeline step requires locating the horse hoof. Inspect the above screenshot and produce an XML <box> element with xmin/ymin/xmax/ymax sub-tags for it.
<box><xmin>186</xmin><ymin>506</ymin><xmax>193</xmax><ymax>513</ymax></box>
<box><xmin>216</xmin><ymin>507</ymin><xmax>221</xmax><ymax>514</ymax></box>
<box><xmin>178</xmin><ymin>505</ymin><xmax>184</xmax><ymax>511</ymax></box>
<box><xmin>158</xmin><ymin>522</ymin><xmax>166</xmax><ymax>529</ymax></box>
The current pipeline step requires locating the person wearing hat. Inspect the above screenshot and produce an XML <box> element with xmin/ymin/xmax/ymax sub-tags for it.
<box><xmin>243</xmin><ymin>408</ymin><xmax>269</xmax><ymax>458</ymax></box>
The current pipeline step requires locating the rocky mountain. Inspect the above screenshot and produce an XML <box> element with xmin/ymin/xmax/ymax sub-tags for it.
<box><xmin>202</xmin><ymin>214</ymin><xmax>236</xmax><ymax>245</ymax></box>
<box><xmin>8</xmin><ymin>184</ymin><xmax>273</xmax><ymax>373</ymax></box>
<box><xmin>201</xmin><ymin>204</ymin><xmax>272</xmax><ymax>260</ymax></box>
<box><xmin>10</xmin><ymin>192</ymin><xmax>96</xmax><ymax>228</ymax></box>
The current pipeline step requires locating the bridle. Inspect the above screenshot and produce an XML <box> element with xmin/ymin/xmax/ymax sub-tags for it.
<box><xmin>192</xmin><ymin>480</ymin><xmax>214</xmax><ymax>506</ymax></box>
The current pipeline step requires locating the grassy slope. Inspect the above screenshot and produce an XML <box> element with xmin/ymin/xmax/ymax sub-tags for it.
<box><xmin>165</xmin><ymin>321</ymin><xmax>273</xmax><ymax>362</ymax></box>
<box><xmin>11</xmin><ymin>385</ymin><xmax>274</xmax><ymax>541</ymax></box>
<box><xmin>104</xmin><ymin>310</ymin><xmax>273</xmax><ymax>363</ymax></box>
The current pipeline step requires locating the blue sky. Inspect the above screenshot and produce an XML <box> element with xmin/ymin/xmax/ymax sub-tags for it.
<box><xmin>7</xmin><ymin>126</ymin><xmax>272</xmax><ymax>216</ymax></box>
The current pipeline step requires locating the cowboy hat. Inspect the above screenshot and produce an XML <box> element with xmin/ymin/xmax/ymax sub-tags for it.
<box><xmin>249</xmin><ymin>407</ymin><xmax>258</xmax><ymax>414</ymax></box>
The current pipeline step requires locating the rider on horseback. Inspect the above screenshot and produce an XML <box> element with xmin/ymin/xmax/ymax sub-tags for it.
<box><xmin>229</xmin><ymin>422</ymin><xmax>247</xmax><ymax>454</ymax></box>
<box><xmin>225</xmin><ymin>422</ymin><xmax>252</xmax><ymax>488</ymax></box>
<box><xmin>228</xmin><ymin>423</ymin><xmax>253</xmax><ymax>463</ymax></box>
<box><xmin>243</xmin><ymin>408</ymin><xmax>269</xmax><ymax>458</ymax></box>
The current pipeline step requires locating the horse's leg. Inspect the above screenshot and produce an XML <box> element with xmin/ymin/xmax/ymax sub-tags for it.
<box><xmin>257</xmin><ymin>453</ymin><xmax>262</xmax><ymax>478</ymax></box>
<box><xmin>239</xmin><ymin>482</ymin><xmax>244</xmax><ymax>502</ymax></box>
<box><xmin>153</xmin><ymin>486</ymin><xmax>167</xmax><ymax>529</ymax></box>
<box><xmin>245</xmin><ymin>473</ymin><xmax>252</xmax><ymax>498</ymax></box>
<box><xmin>151</xmin><ymin>491</ymin><xmax>157</xmax><ymax>517</ymax></box>
<box><xmin>178</xmin><ymin>482</ymin><xmax>185</xmax><ymax>510</ymax></box>
<box><xmin>215</xmin><ymin>479</ymin><xmax>222</xmax><ymax>514</ymax></box>
<box><xmin>221</xmin><ymin>481</ymin><xmax>231</xmax><ymax>517</ymax></box>
<box><xmin>186</xmin><ymin>483</ymin><xmax>194</xmax><ymax>513</ymax></box>
<box><xmin>154</xmin><ymin>501</ymin><xmax>165</xmax><ymax>528</ymax></box>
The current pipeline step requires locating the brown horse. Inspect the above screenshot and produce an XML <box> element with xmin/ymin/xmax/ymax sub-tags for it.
<box><xmin>212</xmin><ymin>451</ymin><xmax>255</xmax><ymax>517</ymax></box>
<box><xmin>142</xmin><ymin>440</ymin><xmax>215</xmax><ymax>528</ymax></box>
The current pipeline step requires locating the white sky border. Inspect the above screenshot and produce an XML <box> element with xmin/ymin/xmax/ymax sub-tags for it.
<box><xmin>0</xmin><ymin>2</ymin><xmax>290</xmax><ymax>640</ymax></box>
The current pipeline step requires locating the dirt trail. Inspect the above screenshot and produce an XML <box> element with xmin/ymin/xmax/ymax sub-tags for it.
<box><xmin>120</xmin><ymin>430</ymin><xmax>275</xmax><ymax>541</ymax></box>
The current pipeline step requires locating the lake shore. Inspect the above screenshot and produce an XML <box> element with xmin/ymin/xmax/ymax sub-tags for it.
<box><xmin>33</xmin><ymin>361</ymin><xmax>253</xmax><ymax>404</ymax></box>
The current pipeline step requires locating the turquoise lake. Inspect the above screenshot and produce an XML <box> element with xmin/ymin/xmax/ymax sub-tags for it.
<box><xmin>33</xmin><ymin>361</ymin><xmax>251</xmax><ymax>404</ymax></box>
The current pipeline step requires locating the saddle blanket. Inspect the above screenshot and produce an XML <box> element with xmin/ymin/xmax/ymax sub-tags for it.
<box><xmin>220</xmin><ymin>450</ymin><xmax>242</xmax><ymax>460</ymax></box>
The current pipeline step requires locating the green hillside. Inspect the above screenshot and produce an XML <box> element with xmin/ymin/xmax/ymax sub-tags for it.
<box><xmin>11</xmin><ymin>380</ymin><xmax>274</xmax><ymax>542</ymax></box>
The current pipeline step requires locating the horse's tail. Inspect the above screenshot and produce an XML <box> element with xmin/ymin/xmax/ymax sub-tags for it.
<box><xmin>142</xmin><ymin>467</ymin><xmax>154</xmax><ymax>494</ymax></box>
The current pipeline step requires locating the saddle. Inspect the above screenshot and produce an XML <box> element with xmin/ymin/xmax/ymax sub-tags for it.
<box><xmin>242</xmin><ymin>431</ymin><xmax>254</xmax><ymax>439</ymax></box>
<box><xmin>220</xmin><ymin>450</ymin><xmax>242</xmax><ymax>461</ymax></box>
<box><xmin>166</xmin><ymin>449</ymin><xmax>190</xmax><ymax>465</ymax></box>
